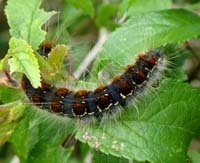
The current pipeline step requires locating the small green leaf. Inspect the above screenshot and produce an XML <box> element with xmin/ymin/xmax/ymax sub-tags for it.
<box><xmin>76</xmin><ymin>79</ymin><xmax>200</xmax><ymax>163</ymax></box>
<box><xmin>48</xmin><ymin>45</ymin><xmax>68</xmax><ymax>72</ymax></box>
<box><xmin>5</xmin><ymin>0</ymin><xmax>56</xmax><ymax>50</ymax></box>
<box><xmin>34</xmin><ymin>45</ymin><xmax>69</xmax><ymax>83</ymax></box>
<box><xmin>34</xmin><ymin>52</ymin><xmax>53</xmax><ymax>76</ymax></box>
<box><xmin>0</xmin><ymin>102</ymin><xmax>25</xmax><ymax>145</ymax></box>
<box><xmin>8</xmin><ymin>37</ymin><xmax>41</xmax><ymax>88</ymax></box>
<box><xmin>67</xmin><ymin>0</ymin><xmax>94</xmax><ymax>16</ymax></box>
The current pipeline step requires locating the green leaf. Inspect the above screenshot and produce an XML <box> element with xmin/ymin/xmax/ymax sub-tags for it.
<box><xmin>8</xmin><ymin>37</ymin><xmax>41</xmax><ymax>88</ymax></box>
<box><xmin>5</xmin><ymin>0</ymin><xmax>56</xmax><ymax>50</ymax></box>
<box><xmin>118</xmin><ymin>0</ymin><xmax>171</xmax><ymax>18</ymax></box>
<box><xmin>0</xmin><ymin>102</ymin><xmax>25</xmax><ymax>145</ymax></box>
<box><xmin>67</xmin><ymin>0</ymin><xmax>94</xmax><ymax>16</ymax></box>
<box><xmin>76</xmin><ymin>79</ymin><xmax>200</xmax><ymax>163</ymax></box>
<box><xmin>34</xmin><ymin>52</ymin><xmax>53</xmax><ymax>76</ymax></box>
<box><xmin>48</xmin><ymin>45</ymin><xmax>68</xmax><ymax>72</ymax></box>
<box><xmin>35</xmin><ymin>45</ymin><xmax>69</xmax><ymax>83</ymax></box>
<box><xmin>9</xmin><ymin>106</ymin><xmax>74</xmax><ymax>162</ymax></box>
<box><xmin>91</xmin><ymin>9</ymin><xmax>200</xmax><ymax>80</ymax></box>
<box><xmin>34</xmin><ymin>52</ymin><xmax>65</xmax><ymax>83</ymax></box>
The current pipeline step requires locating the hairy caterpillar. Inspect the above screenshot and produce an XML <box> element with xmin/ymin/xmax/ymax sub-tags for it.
<box><xmin>21</xmin><ymin>44</ymin><xmax>167</xmax><ymax>120</ymax></box>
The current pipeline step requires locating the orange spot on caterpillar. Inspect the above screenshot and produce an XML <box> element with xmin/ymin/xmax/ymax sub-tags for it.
<box><xmin>112</xmin><ymin>76</ymin><xmax>132</xmax><ymax>96</ymax></box>
<box><xmin>94</xmin><ymin>85</ymin><xmax>107</xmax><ymax>93</ymax></box>
<box><xmin>112</xmin><ymin>76</ymin><xmax>122</xmax><ymax>84</ymax></box>
<box><xmin>51</xmin><ymin>99</ymin><xmax>63</xmax><ymax>113</ymax></box>
<box><xmin>55</xmin><ymin>88</ymin><xmax>70</xmax><ymax>97</ymax></box>
<box><xmin>97</xmin><ymin>94</ymin><xmax>111</xmax><ymax>110</ymax></box>
<box><xmin>42</xmin><ymin>42</ymin><xmax>52</xmax><ymax>49</ymax></box>
<box><xmin>138</xmin><ymin>54</ymin><xmax>145</xmax><ymax>60</ymax></box>
<box><xmin>41</xmin><ymin>81</ymin><xmax>52</xmax><ymax>90</ymax></box>
<box><xmin>32</xmin><ymin>94</ymin><xmax>42</xmax><ymax>106</ymax></box>
<box><xmin>120</xmin><ymin>81</ymin><xmax>132</xmax><ymax>95</ymax></box>
<box><xmin>72</xmin><ymin>101</ymin><xmax>86</xmax><ymax>116</ymax></box>
<box><xmin>74</xmin><ymin>90</ymin><xmax>89</xmax><ymax>98</ymax></box>
<box><xmin>137</xmin><ymin>71</ymin><xmax>146</xmax><ymax>80</ymax></box>
<box><xmin>147</xmin><ymin>56</ymin><xmax>157</xmax><ymax>67</ymax></box>
<box><xmin>124</xmin><ymin>64</ymin><xmax>134</xmax><ymax>73</ymax></box>
<box><xmin>38</xmin><ymin>42</ymin><xmax>54</xmax><ymax>57</ymax></box>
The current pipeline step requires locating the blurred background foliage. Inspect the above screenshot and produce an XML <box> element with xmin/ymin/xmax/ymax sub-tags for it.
<box><xmin>0</xmin><ymin>0</ymin><xmax>200</xmax><ymax>58</ymax></box>
<box><xmin>0</xmin><ymin>0</ymin><xmax>200</xmax><ymax>70</ymax></box>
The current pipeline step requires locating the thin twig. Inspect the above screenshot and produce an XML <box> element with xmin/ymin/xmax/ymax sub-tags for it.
<box><xmin>73</xmin><ymin>28</ymin><xmax>109</xmax><ymax>79</ymax></box>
